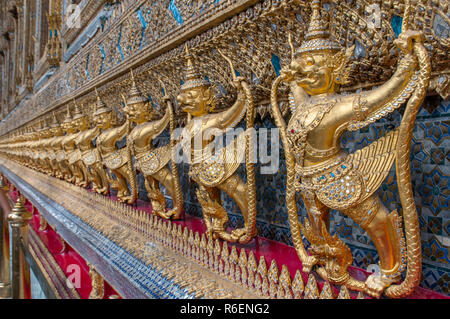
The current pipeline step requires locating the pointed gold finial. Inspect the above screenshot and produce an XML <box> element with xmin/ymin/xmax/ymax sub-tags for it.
<box><xmin>94</xmin><ymin>87</ymin><xmax>111</xmax><ymax>116</ymax></box>
<box><xmin>295</xmin><ymin>0</ymin><xmax>341</xmax><ymax>55</ymax></box>
<box><xmin>230</xmin><ymin>245</ymin><xmax>238</xmax><ymax>265</ymax></box>
<box><xmin>337</xmin><ymin>286</ymin><xmax>351</xmax><ymax>299</ymax></box>
<box><xmin>247</xmin><ymin>251</ymin><xmax>257</xmax><ymax>272</ymax></box>
<box><xmin>279</xmin><ymin>265</ymin><xmax>292</xmax><ymax>289</ymax></box>
<box><xmin>304</xmin><ymin>274</ymin><xmax>319</xmax><ymax>299</ymax></box>
<box><xmin>63</xmin><ymin>105</ymin><xmax>73</xmax><ymax>124</ymax></box>
<box><xmin>319</xmin><ymin>281</ymin><xmax>335</xmax><ymax>299</ymax></box>
<box><xmin>268</xmin><ymin>259</ymin><xmax>279</xmax><ymax>283</ymax></box>
<box><xmin>127</xmin><ymin>68</ymin><xmax>147</xmax><ymax>105</ymax></box>
<box><xmin>8</xmin><ymin>196</ymin><xmax>32</xmax><ymax>227</ymax></box>
<box><xmin>257</xmin><ymin>255</ymin><xmax>267</xmax><ymax>277</ymax></box>
<box><xmin>72</xmin><ymin>98</ymin><xmax>85</xmax><ymax>120</ymax></box>
<box><xmin>50</xmin><ymin>112</ymin><xmax>59</xmax><ymax>128</ymax></box>
<box><xmin>181</xmin><ymin>43</ymin><xmax>209</xmax><ymax>91</ymax></box>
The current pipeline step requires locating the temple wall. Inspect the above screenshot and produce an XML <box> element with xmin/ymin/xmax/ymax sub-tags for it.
<box><xmin>0</xmin><ymin>0</ymin><xmax>448</xmax><ymax>297</ymax></box>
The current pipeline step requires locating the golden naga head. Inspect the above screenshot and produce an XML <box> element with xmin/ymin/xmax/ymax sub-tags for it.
<box><xmin>283</xmin><ymin>0</ymin><xmax>354</xmax><ymax>95</ymax></box>
<box><xmin>93</xmin><ymin>88</ymin><xmax>115</xmax><ymax>130</ymax></box>
<box><xmin>176</xmin><ymin>45</ymin><xmax>215</xmax><ymax>117</ymax></box>
<box><xmin>122</xmin><ymin>69</ymin><xmax>152</xmax><ymax>124</ymax></box>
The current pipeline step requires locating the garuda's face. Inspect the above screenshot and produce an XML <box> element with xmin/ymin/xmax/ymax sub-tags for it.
<box><xmin>292</xmin><ymin>51</ymin><xmax>336</xmax><ymax>96</ymax></box>
<box><xmin>125</xmin><ymin>101</ymin><xmax>148</xmax><ymax>124</ymax></box>
<box><xmin>177</xmin><ymin>86</ymin><xmax>211</xmax><ymax>117</ymax></box>
<box><xmin>94</xmin><ymin>112</ymin><xmax>113</xmax><ymax>129</ymax></box>
<box><xmin>72</xmin><ymin>116</ymin><xmax>88</xmax><ymax>132</ymax></box>
<box><xmin>39</xmin><ymin>129</ymin><xmax>52</xmax><ymax>139</ymax></box>
<box><xmin>61</xmin><ymin>121</ymin><xmax>74</xmax><ymax>134</ymax></box>
<box><xmin>50</xmin><ymin>126</ymin><xmax>63</xmax><ymax>136</ymax></box>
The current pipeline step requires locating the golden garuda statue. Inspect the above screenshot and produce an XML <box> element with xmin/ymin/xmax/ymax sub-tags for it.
<box><xmin>75</xmin><ymin>101</ymin><xmax>110</xmax><ymax>195</ymax></box>
<box><xmin>21</xmin><ymin>126</ymin><xmax>39</xmax><ymax>171</ymax></box>
<box><xmin>36</xmin><ymin>119</ymin><xmax>53</xmax><ymax>175</ymax></box>
<box><xmin>52</xmin><ymin>112</ymin><xmax>73</xmax><ymax>182</ymax></box>
<box><xmin>176</xmin><ymin>46</ymin><xmax>257</xmax><ymax>243</ymax></box>
<box><xmin>41</xmin><ymin>117</ymin><xmax>57</xmax><ymax>177</ymax></box>
<box><xmin>93</xmin><ymin>89</ymin><xmax>137</xmax><ymax>204</ymax></box>
<box><xmin>125</xmin><ymin>70</ymin><xmax>184</xmax><ymax>219</ymax></box>
<box><xmin>271</xmin><ymin>0</ymin><xmax>430</xmax><ymax>298</ymax></box>
<box><xmin>63</xmin><ymin>101</ymin><xmax>91</xmax><ymax>188</ymax></box>
<box><xmin>47</xmin><ymin>113</ymin><xmax>65</xmax><ymax>179</ymax></box>
<box><xmin>59</xmin><ymin>105</ymin><xmax>80</xmax><ymax>184</ymax></box>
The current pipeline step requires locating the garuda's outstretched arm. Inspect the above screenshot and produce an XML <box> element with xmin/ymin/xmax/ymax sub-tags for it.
<box><xmin>114</xmin><ymin>121</ymin><xmax>129</xmax><ymax>141</ymax></box>
<box><xmin>138</xmin><ymin>103</ymin><xmax>170</xmax><ymax>143</ymax></box>
<box><xmin>215</xmin><ymin>84</ymin><xmax>247</xmax><ymax>130</ymax></box>
<box><xmin>351</xmin><ymin>31</ymin><xmax>423</xmax><ymax>125</ymax></box>
<box><xmin>213</xmin><ymin>50</ymin><xmax>248</xmax><ymax>131</ymax></box>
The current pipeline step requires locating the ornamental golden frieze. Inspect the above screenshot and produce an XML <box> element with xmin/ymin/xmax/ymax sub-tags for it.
<box><xmin>1</xmin><ymin>0</ymin><xmax>448</xmax><ymax>137</ymax></box>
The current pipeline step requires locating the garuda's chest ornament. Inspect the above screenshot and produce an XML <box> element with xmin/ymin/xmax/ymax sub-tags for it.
<box><xmin>271</xmin><ymin>0</ymin><xmax>431</xmax><ymax>298</ymax></box>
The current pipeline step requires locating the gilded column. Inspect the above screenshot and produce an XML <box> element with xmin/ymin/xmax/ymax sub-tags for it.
<box><xmin>23</xmin><ymin>0</ymin><xmax>34</xmax><ymax>92</ymax></box>
<box><xmin>88</xmin><ymin>264</ymin><xmax>104</xmax><ymax>299</ymax></box>
<box><xmin>46</xmin><ymin>0</ymin><xmax>62</xmax><ymax>67</ymax></box>
<box><xmin>15</xmin><ymin>0</ymin><xmax>25</xmax><ymax>92</ymax></box>
<box><xmin>8</xmin><ymin>196</ymin><xmax>32</xmax><ymax>299</ymax></box>
<box><xmin>0</xmin><ymin>176</ymin><xmax>11</xmax><ymax>298</ymax></box>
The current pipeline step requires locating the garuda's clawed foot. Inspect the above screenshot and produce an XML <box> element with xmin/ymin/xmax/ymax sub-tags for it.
<box><xmin>364</xmin><ymin>273</ymin><xmax>399</xmax><ymax>298</ymax></box>
<box><xmin>302</xmin><ymin>255</ymin><xmax>319</xmax><ymax>274</ymax></box>
<box><xmin>117</xmin><ymin>190</ymin><xmax>126</xmax><ymax>199</ymax></box>
<box><xmin>166</xmin><ymin>207</ymin><xmax>183</xmax><ymax>220</ymax></box>
<box><xmin>79</xmin><ymin>181</ymin><xmax>88</xmax><ymax>188</ymax></box>
<box><xmin>98</xmin><ymin>187</ymin><xmax>109</xmax><ymax>195</ymax></box>
<box><xmin>122</xmin><ymin>196</ymin><xmax>136</xmax><ymax>205</ymax></box>
<box><xmin>226</xmin><ymin>228</ymin><xmax>254</xmax><ymax>244</ymax></box>
<box><xmin>154</xmin><ymin>209</ymin><xmax>171</xmax><ymax>220</ymax></box>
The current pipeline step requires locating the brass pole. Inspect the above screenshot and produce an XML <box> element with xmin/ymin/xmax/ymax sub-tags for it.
<box><xmin>0</xmin><ymin>176</ymin><xmax>11</xmax><ymax>298</ymax></box>
<box><xmin>8</xmin><ymin>196</ymin><xmax>32</xmax><ymax>299</ymax></box>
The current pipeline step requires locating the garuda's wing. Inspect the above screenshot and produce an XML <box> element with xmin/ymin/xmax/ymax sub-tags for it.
<box><xmin>349</xmin><ymin>129</ymin><xmax>399</xmax><ymax>202</ymax></box>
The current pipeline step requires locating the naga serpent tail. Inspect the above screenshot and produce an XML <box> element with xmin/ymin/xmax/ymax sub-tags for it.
<box><xmin>168</xmin><ymin>99</ymin><xmax>184</xmax><ymax>219</ymax></box>
<box><xmin>126</xmin><ymin>120</ymin><xmax>137</xmax><ymax>204</ymax></box>
<box><xmin>270</xmin><ymin>76</ymin><xmax>309</xmax><ymax>263</ymax></box>
<box><xmin>385</xmin><ymin>42</ymin><xmax>431</xmax><ymax>298</ymax></box>
<box><xmin>239</xmin><ymin>80</ymin><xmax>257</xmax><ymax>244</ymax></box>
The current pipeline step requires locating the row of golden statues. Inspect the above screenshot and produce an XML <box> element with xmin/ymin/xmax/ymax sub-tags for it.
<box><xmin>0</xmin><ymin>1</ymin><xmax>431</xmax><ymax>298</ymax></box>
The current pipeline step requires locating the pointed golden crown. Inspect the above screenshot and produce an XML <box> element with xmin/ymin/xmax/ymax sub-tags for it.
<box><xmin>181</xmin><ymin>44</ymin><xmax>210</xmax><ymax>91</ymax></box>
<box><xmin>50</xmin><ymin>112</ymin><xmax>59</xmax><ymax>128</ymax></box>
<box><xmin>296</xmin><ymin>0</ymin><xmax>341</xmax><ymax>55</ymax></box>
<box><xmin>39</xmin><ymin>118</ymin><xmax>50</xmax><ymax>131</ymax></box>
<box><xmin>63</xmin><ymin>105</ymin><xmax>73</xmax><ymax>124</ymax></box>
<box><xmin>94</xmin><ymin>88</ymin><xmax>112</xmax><ymax>116</ymax></box>
<box><xmin>127</xmin><ymin>69</ymin><xmax>148</xmax><ymax>105</ymax></box>
<box><xmin>72</xmin><ymin>99</ymin><xmax>86</xmax><ymax>120</ymax></box>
